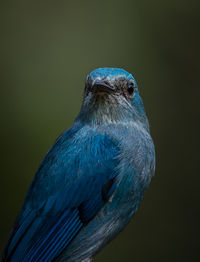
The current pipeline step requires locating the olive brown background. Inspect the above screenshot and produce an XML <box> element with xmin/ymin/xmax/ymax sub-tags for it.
<box><xmin>0</xmin><ymin>1</ymin><xmax>199</xmax><ymax>261</ymax></box>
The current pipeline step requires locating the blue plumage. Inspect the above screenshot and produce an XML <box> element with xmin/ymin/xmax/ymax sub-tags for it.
<box><xmin>2</xmin><ymin>68</ymin><xmax>155</xmax><ymax>262</ymax></box>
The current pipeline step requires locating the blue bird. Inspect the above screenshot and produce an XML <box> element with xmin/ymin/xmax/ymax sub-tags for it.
<box><xmin>2</xmin><ymin>68</ymin><xmax>155</xmax><ymax>262</ymax></box>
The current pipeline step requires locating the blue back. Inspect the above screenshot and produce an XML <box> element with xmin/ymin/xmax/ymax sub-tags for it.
<box><xmin>3</xmin><ymin>123</ymin><xmax>120</xmax><ymax>261</ymax></box>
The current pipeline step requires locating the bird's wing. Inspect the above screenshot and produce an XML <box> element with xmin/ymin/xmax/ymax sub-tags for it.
<box><xmin>3</xmin><ymin>126</ymin><xmax>120</xmax><ymax>262</ymax></box>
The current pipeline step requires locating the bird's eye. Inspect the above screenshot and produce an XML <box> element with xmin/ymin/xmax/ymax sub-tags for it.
<box><xmin>127</xmin><ymin>83</ymin><xmax>134</xmax><ymax>95</ymax></box>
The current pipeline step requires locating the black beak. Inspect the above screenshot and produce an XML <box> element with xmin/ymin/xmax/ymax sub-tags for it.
<box><xmin>92</xmin><ymin>80</ymin><xmax>115</xmax><ymax>92</ymax></box>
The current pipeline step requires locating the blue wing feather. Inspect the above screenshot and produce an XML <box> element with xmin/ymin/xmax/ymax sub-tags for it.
<box><xmin>3</xmin><ymin>124</ymin><xmax>120</xmax><ymax>262</ymax></box>
<box><xmin>23</xmin><ymin>209</ymin><xmax>82</xmax><ymax>262</ymax></box>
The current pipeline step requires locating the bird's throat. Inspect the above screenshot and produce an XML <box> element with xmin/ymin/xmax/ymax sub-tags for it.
<box><xmin>78</xmin><ymin>93</ymin><xmax>134</xmax><ymax>125</ymax></box>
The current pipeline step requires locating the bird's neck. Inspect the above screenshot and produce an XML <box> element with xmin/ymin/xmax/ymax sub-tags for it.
<box><xmin>76</xmin><ymin>93</ymin><xmax>149</xmax><ymax>130</ymax></box>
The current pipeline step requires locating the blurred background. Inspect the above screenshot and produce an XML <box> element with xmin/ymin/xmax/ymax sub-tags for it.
<box><xmin>0</xmin><ymin>0</ymin><xmax>199</xmax><ymax>261</ymax></box>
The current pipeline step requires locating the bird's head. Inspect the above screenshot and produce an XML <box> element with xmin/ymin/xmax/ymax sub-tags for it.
<box><xmin>77</xmin><ymin>68</ymin><xmax>149</xmax><ymax>129</ymax></box>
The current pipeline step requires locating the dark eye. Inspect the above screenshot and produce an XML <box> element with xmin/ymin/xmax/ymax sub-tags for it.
<box><xmin>127</xmin><ymin>83</ymin><xmax>134</xmax><ymax>95</ymax></box>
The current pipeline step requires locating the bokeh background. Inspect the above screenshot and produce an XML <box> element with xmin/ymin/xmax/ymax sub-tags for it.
<box><xmin>0</xmin><ymin>0</ymin><xmax>200</xmax><ymax>261</ymax></box>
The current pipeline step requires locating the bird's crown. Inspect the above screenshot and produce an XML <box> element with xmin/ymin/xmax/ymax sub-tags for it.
<box><xmin>88</xmin><ymin>67</ymin><xmax>133</xmax><ymax>81</ymax></box>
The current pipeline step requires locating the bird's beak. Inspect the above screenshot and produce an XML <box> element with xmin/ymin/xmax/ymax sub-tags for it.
<box><xmin>92</xmin><ymin>80</ymin><xmax>115</xmax><ymax>93</ymax></box>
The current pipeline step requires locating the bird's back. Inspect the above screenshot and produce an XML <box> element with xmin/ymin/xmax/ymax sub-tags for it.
<box><xmin>2</xmin><ymin>123</ymin><xmax>120</xmax><ymax>262</ymax></box>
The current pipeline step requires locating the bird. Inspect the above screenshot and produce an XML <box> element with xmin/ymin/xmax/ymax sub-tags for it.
<box><xmin>2</xmin><ymin>67</ymin><xmax>155</xmax><ymax>262</ymax></box>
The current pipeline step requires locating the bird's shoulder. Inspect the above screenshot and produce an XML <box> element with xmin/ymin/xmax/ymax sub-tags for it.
<box><xmin>24</xmin><ymin>121</ymin><xmax>121</xmax><ymax>214</ymax></box>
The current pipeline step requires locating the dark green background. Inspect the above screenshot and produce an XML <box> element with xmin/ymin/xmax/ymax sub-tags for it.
<box><xmin>1</xmin><ymin>0</ymin><xmax>199</xmax><ymax>261</ymax></box>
